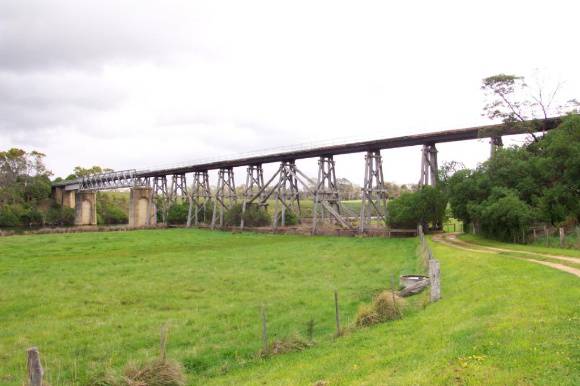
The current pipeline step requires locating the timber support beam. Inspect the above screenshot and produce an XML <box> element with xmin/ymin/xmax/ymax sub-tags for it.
<box><xmin>360</xmin><ymin>150</ymin><xmax>388</xmax><ymax>233</ymax></box>
<box><xmin>490</xmin><ymin>135</ymin><xmax>503</xmax><ymax>157</ymax></box>
<box><xmin>211</xmin><ymin>168</ymin><xmax>236</xmax><ymax>229</ymax></box>
<box><xmin>188</xmin><ymin>171</ymin><xmax>211</xmax><ymax>227</ymax></box>
<box><xmin>418</xmin><ymin>143</ymin><xmax>438</xmax><ymax>187</ymax></box>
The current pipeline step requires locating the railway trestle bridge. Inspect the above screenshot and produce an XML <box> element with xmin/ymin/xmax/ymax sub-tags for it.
<box><xmin>52</xmin><ymin>118</ymin><xmax>560</xmax><ymax>233</ymax></box>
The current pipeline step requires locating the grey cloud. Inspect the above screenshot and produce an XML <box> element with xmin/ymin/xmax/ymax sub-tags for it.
<box><xmin>0</xmin><ymin>0</ymin><xmax>209</xmax><ymax>71</ymax></box>
<box><xmin>0</xmin><ymin>70</ymin><xmax>125</xmax><ymax>134</ymax></box>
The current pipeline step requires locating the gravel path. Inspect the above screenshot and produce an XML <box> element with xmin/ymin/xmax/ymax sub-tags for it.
<box><xmin>432</xmin><ymin>233</ymin><xmax>580</xmax><ymax>278</ymax></box>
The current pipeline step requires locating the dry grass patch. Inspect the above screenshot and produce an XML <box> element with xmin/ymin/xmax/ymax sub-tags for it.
<box><xmin>356</xmin><ymin>290</ymin><xmax>403</xmax><ymax>327</ymax></box>
<box><xmin>89</xmin><ymin>359</ymin><xmax>186</xmax><ymax>386</ymax></box>
<box><xmin>260</xmin><ymin>334</ymin><xmax>313</xmax><ymax>357</ymax></box>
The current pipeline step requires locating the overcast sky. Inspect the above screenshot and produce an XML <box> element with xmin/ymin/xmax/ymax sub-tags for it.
<box><xmin>1</xmin><ymin>0</ymin><xmax>578</xmax><ymax>185</ymax></box>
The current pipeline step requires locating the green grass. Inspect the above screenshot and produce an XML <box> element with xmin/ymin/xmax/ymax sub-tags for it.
<box><xmin>1</xmin><ymin>229</ymin><xmax>578</xmax><ymax>385</ymax></box>
<box><xmin>460</xmin><ymin>233</ymin><xmax>580</xmax><ymax>258</ymax></box>
<box><xmin>206</xmin><ymin>237</ymin><xmax>580</xmax><ymax>385</ymax></box>
<box><xmin>0</xmin><ymin>229</ymin><xmax>419</xmax><ymax>385</ymax></box>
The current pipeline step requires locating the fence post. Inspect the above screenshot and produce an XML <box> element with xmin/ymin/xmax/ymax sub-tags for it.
<box><xmin>27</xmin><ymin>347</ymin><xmax>43</xmax><ymax>386</ymax></box>
<box><xmin>260</xmin><ymin>304</ymin><xmax>269</xmax><ymax>355</ymax></box>
<box><xmin>160</xmin><ymin>324</ymin><xmax>168</xmax><ymax>361</ymax></box>
<box><xmin>559</xmin><ymin>227</ymin><xmax>565</xmax><ymax>247</ymax></box>
<box><xmin>334</xmin><ymin>290</ymin><xmax>341</xmax><ymax>336</ymax></box>
<box><xmin>544</xmin><ymin>225</ymin><xmax>549</xmax><ymax>246</ymax></box>
<box><xmin>429</xmin><ymin>259</ymin><xmax>441</xmax><ymax>302</ymax></box>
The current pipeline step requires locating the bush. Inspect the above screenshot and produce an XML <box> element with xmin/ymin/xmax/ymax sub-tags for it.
<box><xmin>197</xmin><ymin>202</ymin><xmax>213</xmax><ymax>224</ymax></box>
<box><xmin>224</xmin><ymin>203</ymin><xmax>271</xmax><ymax>227</ymax></box>
<box><xmin>388</xmin><ymin>186</ymin><xmax>447</xmax><ymax>229</ymax></box>
<box><xmin>167</xmin><ymin>202</ymin><xmax>189</xmax><ymax>225</ymax></box>
<box><xmin>283</xmin><ymin>209</ymin><xmax>299</xmax><ymax>225</ymax></box>
<box><xmin>99</xmin><ymin>205</ymin><xmax>128</xmax><ymax>225</ymax></box>
<box><xmin>0</xmin><ymin>205</ymin><xmax>21</xmax><ymax>227</ymax></box>
<box><xmin>476</xmin><ymin>188</ymin><xmax>536</xmax><ymax>242</ymax></box>
<box><xmin>46</xmin><ymin>205</ymin><xmax>75</xmax><ymax>226</ymax></box>
<box><xmin>20</xmin><ymin>207</ymin><xmax>44</xmax><ymax>227</ymax></box>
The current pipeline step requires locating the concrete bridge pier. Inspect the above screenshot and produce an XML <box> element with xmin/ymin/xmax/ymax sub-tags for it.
<box><xmin>129</xmin><ymin>187</ymin><xmax>156</xmax><ymax>227</ymax></box>
<box><xmin>74</xmin><ymin>191</ymin><xmax>97</xmax><ymax>225</ymax></box>
<box><xmin>53</xmin><ymin>187</ymin><xmax>76</xmax><ymax>209</ymax></box>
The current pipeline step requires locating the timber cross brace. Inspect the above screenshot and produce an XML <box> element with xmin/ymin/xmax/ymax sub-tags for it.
<box><xmin>188</xmin><ymin>171</ymin><xmax>211</xmax><ymax>226</ymax></box>
<box><xmin>360</xmin><ymin>150</ymin><xmax>388</xmax><ymax>233</ymax></box>
<box><xmin>211</xmin><ymin>167</ymin><xmax>237</xmax><ymax>229</ymax></box>
<box><xmin>51</xmin><ymin>116</ymin><xmax>563</xmax><ymax>229</ymax></box>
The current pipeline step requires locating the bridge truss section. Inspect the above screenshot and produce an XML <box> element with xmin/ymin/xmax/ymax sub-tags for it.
<box><xmin>79</xmin><ymin>169</ymin><xmax>147</xmax><ymax>191</ymax></box>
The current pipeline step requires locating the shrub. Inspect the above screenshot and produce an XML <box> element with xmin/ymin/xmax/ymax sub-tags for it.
<box><xmin>224</xmin><ymin>203</ymin><xmax>271</xmax><ymax>227</ymax></box>
<box><xmin>388</xmin><ymin>186</ymin><xmax>447</xmax><ymax>229</ymax></box>
<box><xmin>283</xmin><ymin>209</ymin><xmax>299</xmax><ymax>225</ymax></box>
<box><xmin>167</xmin><ymin>202</ymin><xmax>189</xmax><ymax>224</ymax></box>
<box><xmin>477</xmin><ymin>188</ymin><xmax>536</xmax><ymax>242</ymax></box>
<box><xmin>99</xmin><ymin>205</ymin><xmax>128</xmax><ymax>225</ymax></box>
<box><xmin>0</xmin><ymin>205</ymin><xmax>21</xmax><ymax>227</ymax></box>
<box><xmin>20</xmin><ymin>207</ymin><xmax>44</xmax><ymax>227</ymax></box>
<box><xmin>194</xmin><ymin>201</ymin><xmax>213</xmax><ymax>224</ymax></box>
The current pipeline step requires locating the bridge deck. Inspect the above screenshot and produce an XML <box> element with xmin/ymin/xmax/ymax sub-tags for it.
<box><xmin>54</xmin><ymin>117</ymin><xmax>560</xmax><ymax>186</ymax></box>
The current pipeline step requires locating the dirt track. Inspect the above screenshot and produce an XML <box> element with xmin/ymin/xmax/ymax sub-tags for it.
<box><xmin>432</xmin><ymin>233</ymin><xmax>580</xmax><ymax>278</ymax></box>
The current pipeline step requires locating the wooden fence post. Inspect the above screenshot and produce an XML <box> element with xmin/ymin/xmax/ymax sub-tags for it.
<box><xmin>544</xmin><ymin>225</ymin><xmax>549</xmax><ymax>246</ymax></box>
<box><xmin>261</xmin><ymin>305</ymin><xmax>269</xmax><ymax>355</ymax></box>
<box><xmin>559</xmin><ymin>227</ymin><xmax>565</xmax><ymax>247</ymax></box>
<box><xmin>429</xmin><ymin>259</ymin><xmax>441</xmax><ymax>302</ymax></box>
<box><xmin>160</xmin><ymin>324</ymin><xmax>168</xmax><ymax>361</ymax></box>
<box><xmin>27</xmin><ymin>347</ymin><xmax>43</xmax><ymax>386</ymax></box>
<box><xmin>334</xmin><ymin>290</ymin><xmax>341</xmax><ymax>336</ymax></box>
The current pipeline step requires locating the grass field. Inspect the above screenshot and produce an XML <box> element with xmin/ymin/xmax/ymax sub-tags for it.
<box><xmin>1</xmin><ymin>229</ymin><xmax>578</xmax><ymax>385</ymax></box>
<box><xmin>0</xmin><ymin>229</ymin><xmax>420</xmax><ymax>385</ymax></box>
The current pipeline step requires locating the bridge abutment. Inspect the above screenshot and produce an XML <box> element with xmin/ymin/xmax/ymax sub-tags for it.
<box><xmin>74</xmin><ymin>191</ymin><xmax>97</xmax><ymax>225</ymax></box>
<box><xmin>129</xmin><ymin>187</ymin><xmax>156</xmax><ymax>227</ymax></box>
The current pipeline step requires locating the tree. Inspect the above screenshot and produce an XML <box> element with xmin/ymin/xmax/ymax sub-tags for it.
<box><xmin>66</xmin><ymin>166</ymin><xmax>113</xmax><ymax>180</ymax></box>
<box><xmin>477</xmin><ymin>188</ymin><xmax>537</xmax><ymax>242</ymax></box>
<box><xmin>446</xmin><ymin>115</ymin><xmax>580</xmax><ymax>238</ymax></box>
<box><xmin>482</xmin><ymin>73</ymin><xmax>579</xmax><ymax>141</ymax></box>
<box><xmin>388</xmin><ymin>186</ymin><xmax>447</xmax><ymax>230</ymax></box>
<box><xmin>0</xmin><ymin>148</ymin><xmax>53</xmax><ymax>228</ymax></box>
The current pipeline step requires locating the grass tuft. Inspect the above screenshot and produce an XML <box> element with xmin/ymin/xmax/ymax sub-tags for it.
<box><xmin>88</xmin><ymin>359</ymin><xmax>186</xmax><ymax>386</ymax></box>
<box><xmin>356</xmin><ymin>290</ymin><xmax>403</xmax><ymax>327</ymax></box>
<box><xmin>260</xmin><ymin>334</ymin><xmax>313</xmax><ymax>357</ymax></box>
<box><xmin>122</xmin><ymin>358</ymin><xmax>186</xmax><ymax>386</ymax></box>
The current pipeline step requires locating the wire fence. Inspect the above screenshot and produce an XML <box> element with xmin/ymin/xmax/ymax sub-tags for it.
<box><xmin>417</xmin><ymin>224</ymin><xmax>441</xmax><ymax>303</ymax></box>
